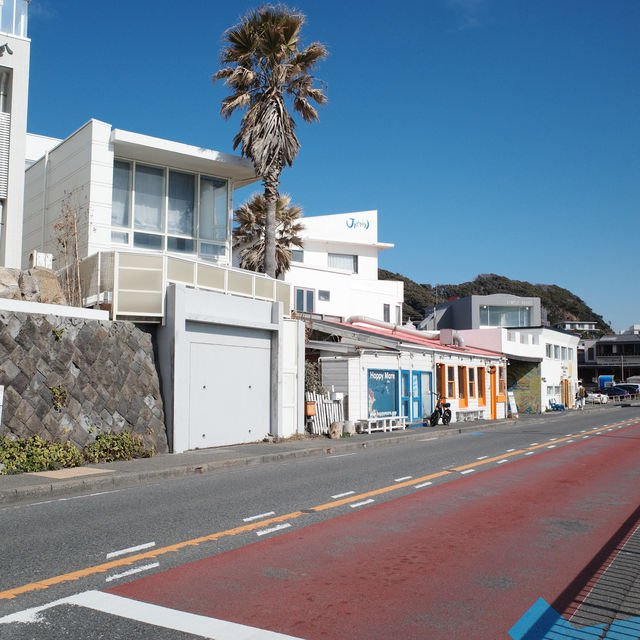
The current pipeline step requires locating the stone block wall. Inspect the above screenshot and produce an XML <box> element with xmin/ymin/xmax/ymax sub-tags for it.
<box><xmin>0</xmin><ymin>311</ymin><xmax>168</xmax><ymax>453</ymax></box>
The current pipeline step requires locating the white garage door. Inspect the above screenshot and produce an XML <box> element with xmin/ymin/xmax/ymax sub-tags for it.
<box><xmin>188</xmin><ymin>327</ymin><xmax>271</xmax><ymax>449</ymax></box>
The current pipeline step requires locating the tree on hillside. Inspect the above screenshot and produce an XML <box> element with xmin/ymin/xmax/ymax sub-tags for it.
<box><xmin>213</xmin><ymin>4</ymin><xmax>327</xmax><ymax>278</ymax></box>
<box><xmin>233</xmin><ymin>192</ymin><xmax>304</xmax><ymax>278</ymax></box>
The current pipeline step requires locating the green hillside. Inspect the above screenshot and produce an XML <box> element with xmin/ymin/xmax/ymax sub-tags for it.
<box><xmin>379</xmin><ymin>270</ymin><xmax>611</xmax><ymax>334</ymax></box>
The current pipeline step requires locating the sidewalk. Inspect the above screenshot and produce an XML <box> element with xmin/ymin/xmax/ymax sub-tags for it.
<box><xmin>0</xmin><ymin>403</ymin><xmax>619</xmax><ymax>506</ymax></box>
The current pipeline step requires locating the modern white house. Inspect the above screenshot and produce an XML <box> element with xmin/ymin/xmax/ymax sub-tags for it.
<box><xmin>280</xmin><ymin>210</ymin><xmax>403</xmax><ymax>323</ymax></box>
<box><xmin>0</xmin><ymin>0</ymin><xmax>29</xmax><ymax>268</ymax></box>
<box><xmin>22</xmin><ymin>119</ymin><xmax>304</xmax><ymax>451</ymax></box>
<box><xmin>458</xmin><ymin>326</ymin><xmax>579</xmax><ymax>412</ymax></box>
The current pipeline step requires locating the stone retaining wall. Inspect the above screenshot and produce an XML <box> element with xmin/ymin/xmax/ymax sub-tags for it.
<box><xmin>0</xmin><ymin>311</ymin><xmax>168</xmax><ymax>453</ymax></box>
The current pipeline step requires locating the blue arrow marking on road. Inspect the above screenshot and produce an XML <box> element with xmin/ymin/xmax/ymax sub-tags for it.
<box><xmin>509</xmin><ymin>598</ymin><xmax>606</xmax><ymax>639</ymax></box>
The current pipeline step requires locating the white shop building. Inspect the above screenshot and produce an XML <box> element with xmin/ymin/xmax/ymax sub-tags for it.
<box><xmin>308</xmin><ymin>318</ymin><xmax>507</xmax><ymax>425</ymax></box>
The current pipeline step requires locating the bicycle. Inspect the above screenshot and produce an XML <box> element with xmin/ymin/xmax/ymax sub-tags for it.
<box><xmin>429</xmin><ymin>393</ymin><xmax>452</xmax><ymax>426</ymax></box>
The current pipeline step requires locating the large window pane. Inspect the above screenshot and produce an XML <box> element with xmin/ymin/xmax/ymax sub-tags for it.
<box><xmin>167</xmin><ymin>237</ymin><xmax>195</xmax><ymax>253</ymax></box>
<box><xmin>328</xmin><ymin>253</ymin><xmax>358</xmax><ymax>273</ymax></box>
<box><xmin>479</xmin><ymin>305</ymin><xmax>531</xmax><ymax>327</ymax></box>
<box><xmin>134</xmin><ymin>164</ymin><xmax>164</xmax><ymax>232</ymax></box>
<box><xmin>112</xmin><ymin>160</ymin><xmax>131</xmax><ymax>227</ymax></box>
<box><xmin>134</xmin><ymin>232</ymin><xmax>163</xmax><ymax>250</ymax></box>
<box><xmin>199</xmin><ymin>176</ymin><xmax>228</xmax><ymax>242</ymax></box>
<box><xmin>168</xmin><ymin>171</ymin><xmax>195</xmax><ymax>236</ymax></box>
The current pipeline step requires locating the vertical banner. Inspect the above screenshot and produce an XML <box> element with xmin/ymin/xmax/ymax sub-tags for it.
<box><xmin>367</xmin><ymin>370</ymin><xmax>399</xmax><ymax>417</ymax></box>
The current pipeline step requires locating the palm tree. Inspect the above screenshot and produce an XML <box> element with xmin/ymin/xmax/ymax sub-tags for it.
<box><xmin>233</xmin><ymin>193</ymin><xmax>304</xmax><ymax>278</ymax></box>
<box><xmin>213</xmin><ymin>4</ymin><xmax>327</xmax><ymax>279</ymax></box>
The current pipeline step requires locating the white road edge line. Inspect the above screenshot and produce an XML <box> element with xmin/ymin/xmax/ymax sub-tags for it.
<box><xmin>105</xmin><ymin>562</ymin><xmax>159</xmax><ymax>583</ymax></box>
<box><xmin>243</xmin><ymin>511</ymin><xmax>276</xmax><ymax>522</ymax></box>
<box><xmin>331</xmin><ymin>491</ymin><xmax>355</xmax><ymax>499</ymax></box>
<box><xmin>414</xmin><ymin>481</ymin><xmax>433</xmax><ymax>489</ymax></box>
<box><xmin>529</xmin><ymin>443</ymin><xmax>539</xmax><ymax>446</ymax></box>
<box><xmin>524</xmin><ymin>452</ymin><xmax>535</xmax><ymax>456</ymax></box>
<box><xmin>497</xmin><ymin>459</ymin><xmax>508</xmax><ymax>464</ymax></box>
<box><xmin>0</xmin><ymin>590</ymin><xmax>304</xmax><ymax>639</ymax></box>
<box><xmin>328</xmin><ymin>453</ymin><xmax>358</xmax><ymax>458</ymax></box>
<box><xmin>350</xmin><ymin>499</ymin><xmax>375</xmax><ymax>508</ymax></box>
<box><xmin>461</xmin><ymin>469</ymin><xmax>475</xmax><ymax>475</ymax></box>
<box><xmin>106</xmin><ymin>542</ymin><xmax>156</xmax><ymax>559</ymax></box>
<box><xmin>506</xmin><ymin>449</ymin><xmax>516</xmax><ymax>452</ymax></box>
<box><xmin>547</xmin><ymin>445</ymin><xmax>556</xmax><ymax>449</ymax></box>
<box><xmin>477</xmin><ymin>456</ymin><xmax>488</xmax><ymax>460</ymax></box>
<box><xmin>256</xmin><ymin>523</ymin><xmax>291</xmax><ymax>537</ymax></box>
<box><xmin>394</xmin><ymin>476</ymin><xmax>412</xmax><ymax>482</ymax></box>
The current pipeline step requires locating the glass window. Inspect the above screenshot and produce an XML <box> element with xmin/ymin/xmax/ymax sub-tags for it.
<box><xmin>134</xmin><ymin>164</ymin><xmax>164</xmax><ymax>232</ymax></box>
<box><xmin>112</xmin><ymin>160</ymin><xmax>229</xmax><ymax>260</ymax></box>
<box><xmin>134</xmin><ymin>232</ymin><xmax>163</xmax><ymax>250</ymax></box>
<box><xmin>318</xmin><ymin>290</ymin><xmax>330</xmax><ymax>301</ymax></box>
<box><xmin>112</xmin><ymin>160</ymin><xmax>131</xmax><ymax>227</ymax></box>
<box><xmin>479</xmin><ymin>305</ymin><xmax>531</xmax><ymax>327</ymax></box>
<box><xmin>167</xmin><ymin>237</ymin><xmax>195</xmax><ymax>254</ymax></box>
<box><xmin>168</xmin><ymin>170</ymin><xmax>195</xmax><ymax>236</ymax></box>
<box><xmin>468</xmin><ymin>368</ymin><xmax>476</xmax><ymax>398</ymax></box>
<box><xmin>532</xmin><ymin>335</ymin><xmax>540</xmax><ymax>345</ymax></box>
<box><xmin>561</xmin><ymin>346</ymin><xmax>567</xmax><ymax>360</ymax></box>
<box><xmin>383</xmin><ymin>304</ymin><xmax>390</xmax><ymax>323</ymax></box>
<box><xmin>291</xmin><ymin>249</ymin><xmax>304</xmax><ymax>263</ymax></box>
<box><xmin>436</xmin><ymin>364</ymin><xmax>444</xmax><ymax>397</ymax></box>
<box><xmin>498</xmin><ymin>366</ymin><xmax>506</xmax><ymax>396</ymax></box>
<box><xmin>477</xmin><ymin>367</ymin><xmax>486</xmax><ymax>405</ymax></box>
<box><xmin>520</xmin><ymin>333</ymin><xmax>528</xmax><ymax>344</ymax></box>
<box><xmin>568</xmin><ymin>348</ymin><xmax>573</xmax><ymax>360</ymax></box>
<box><xmin>554</xmin><ymin>345</ymin><xmax>560</xmax><ymax>360</ymax></box>
<box><xmin>295</xmin><ymin>288</ymin><xmax>314</xmax><ymax>313</ymax></box>
<box><xmin>546</xmin><ymin>344</ymin><xmax>553</xmax><ymax>358</ymax></box>
<box><xmin>199</xmin><ymin>176</ymin><xmax>227</xmax><ymax>242</ymax></box>
<box><xmin>447</xmin><ymin>366</ymin><xmax>455</xmax><ymax>399</ymax></box>
<box><xmin>328</xmin><ymin>253</ymin><xmax>358</xmax><ymax>273</ymax></box>
<box><xmin>111</xmin><ymin>231</ymin><xmax>129</xmax><ymax>244</ymax></box>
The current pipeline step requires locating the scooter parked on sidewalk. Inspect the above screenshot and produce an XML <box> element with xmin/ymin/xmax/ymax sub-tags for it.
<box><xmin>430</xmin><ymin>393</ymin><xmax>452</xmax><ymax>426</ymax></box>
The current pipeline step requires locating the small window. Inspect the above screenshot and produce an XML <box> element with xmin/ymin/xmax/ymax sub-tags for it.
<box><xmin>468</xmin><ymin>368</ymin><xmax>476</xmax><ymax>398</ymax></box>
<box><xmin>498</xmin><ymin>366</ymin><xmax>506</xmax><ymax>397</ymax></box>
<box><xmin>291</xmin><ymin>249</ymin><xmax>304</xmax><ymax>263</ymax></box>
<box><xmin>561</xmin><ymin>346</ymin><xmax>567</xmax><ymax>360</ymax></box>
<box><xmin>532</xmin><ymin>335</ymin><xmax>540</xmax><ymax>345</ymax></box>
<box><xmin>520</xmin><ymin>333</ymin><xmax>528</xmax><ymax>344</ymax></box>
<box><xmin>546</xmin><ymin>344</ymin><xmax>553</xmax><ymax>358</ymax></box>
<box><xmin>568</xmin><ymin>348</ymin><xmax>573</xmax><ymax>360</ymax></box>
<box><xmin>507</xmin><ymin>331</ymin><xmax>515</xmax><ymax>342</ymax></box>
<box><xmin>383</xmin><ymin>304</ymin><xmax>390</xmax><ymax>323</ymax></box>
<box><xmin>295</xmin><ymin>287</ymin><xmax>314</xmax><ymax>313</ymax></box>
<box><xmin>396</xmin><ymin>306</ymin><xmax>402</xmax><ymax>325</ymax></box>
<box><xmin>318</xmin><ymin>290</ymin><xmax>330</xmax><ymax>301</ymax></box>
<box><xmin>328</xmin><ymin>253</ymin><xmax>358</xmax><ymax>273</ymax></box>
<box><xmin>554</xmin><ymin>345</ymin><xmax>560</xmax><ymax>360</ymax></box>
<box><xmin>447</xmin><ymin>366</ymin><xmax>455</xmax><ymax>399</ymax></box>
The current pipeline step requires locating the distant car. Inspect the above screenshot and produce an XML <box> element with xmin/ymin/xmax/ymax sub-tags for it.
<box><xmin>586</xmin><ymin>392</ymin><xmax>608</xmax><ymax>404</ymax></box>
<box><xmin>601</xmin><ymin>386</ymin><xmax>631</xmax><ymax>398</ymax></box>
<box><xmin>615</xmin><ymin>383</ymin><xmax>640</xmax><ymax>395</ymax></box>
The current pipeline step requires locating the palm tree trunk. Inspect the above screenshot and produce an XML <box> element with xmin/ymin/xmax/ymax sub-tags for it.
<box><xmin>262</xmin><ymin>170</ymin><xmax>280</xmax><ymax>279</ymax></box>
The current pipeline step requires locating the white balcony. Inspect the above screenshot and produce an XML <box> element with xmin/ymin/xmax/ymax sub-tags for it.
<box><xmin>64</xmin><ymin>251</ymin><xmax>291</xmax><ymax>321</ymax></box>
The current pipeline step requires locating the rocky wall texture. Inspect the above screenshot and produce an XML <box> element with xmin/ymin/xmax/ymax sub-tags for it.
<box><xmin>0</xmin><ymin>311</ymin><xmax>168</xmax><ymax>453</ymax></box>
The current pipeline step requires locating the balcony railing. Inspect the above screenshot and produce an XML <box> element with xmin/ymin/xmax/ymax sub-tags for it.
<box><xmin>63</xmin><ymin>251</ymin><xmax>291</xmax><ymax>321</ymax></box>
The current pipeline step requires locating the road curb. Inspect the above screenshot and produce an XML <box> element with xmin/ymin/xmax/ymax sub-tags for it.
<box><xmin>0</xmin><ymin>404</ymin><xmax>625</xmax><ymax>506</ymax></box>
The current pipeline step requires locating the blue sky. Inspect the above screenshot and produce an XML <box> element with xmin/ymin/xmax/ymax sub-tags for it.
<box><xmin>26</xmin><ymin>1</ymin><xmax>639</xmax><ymax>331</ymax></box>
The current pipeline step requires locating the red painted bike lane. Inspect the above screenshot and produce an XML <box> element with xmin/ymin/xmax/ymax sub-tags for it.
<box><xmin>108</xmin><ymin>423</ymin><xmax>640</xmax><ymax>639</ymax></box>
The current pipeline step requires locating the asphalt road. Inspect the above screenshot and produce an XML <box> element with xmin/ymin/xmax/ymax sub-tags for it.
<box><xmin>2</xmin><ymin>407</ymin><xmax>639</xmax><ymax>638</ymax></box>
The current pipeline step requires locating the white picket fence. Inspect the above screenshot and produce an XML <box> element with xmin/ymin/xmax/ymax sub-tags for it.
<box><xmin>305</xmin><ymin>392</ymin><xmax>344</xmax><ymax>435</ymax></box>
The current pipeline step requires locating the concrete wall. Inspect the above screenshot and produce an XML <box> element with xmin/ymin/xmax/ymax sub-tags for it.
<box><xmin>23</xmin><ymin>120</ymin><xmax>113</xmax><ymax>268</ymax></box>
<box><xmin>157</xmin><ymin>284</ymin><xmax>299</xmax><ymax>452</ymax></box>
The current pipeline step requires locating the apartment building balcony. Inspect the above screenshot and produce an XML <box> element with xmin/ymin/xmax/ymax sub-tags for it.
<box><xmin>67</xmin><ymin>250</ymin><xmax>291</xmax><ymax>322</ymax></box>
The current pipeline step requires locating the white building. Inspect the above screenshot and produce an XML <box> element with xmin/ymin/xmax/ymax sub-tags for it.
<box><xmin>281</xmin><ymin>210</ymin><xmax>403</xmax><ymax>323</ymax></box>
<box><xmin>0</xmin><ymin>0</ymin><xmax>29</xmax><ymax>267</ymax></box>
<box><xmin>458</xmin><ymin>326</ymin><xmax>579</xmax><ymax>412</ymax></box>
<box><xmin>22</xmin><ymin>119</ymin><xmax>304</xmax><ymax>451</ymax></box>
<box><xmin>310</xmin><ymin>319</ymin><xmax>507</xmax><ymax>424</ymax></box>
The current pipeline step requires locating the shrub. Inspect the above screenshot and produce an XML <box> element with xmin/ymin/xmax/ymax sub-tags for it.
<box><xmin>83</xmin><ymin>432</ymin><xmax>154</xmax><ymax>464</ymax></box>
<box><xmin>0</xmin><ymin>435</ymin><xmax>83</xmax><ymax>474</ymax></box>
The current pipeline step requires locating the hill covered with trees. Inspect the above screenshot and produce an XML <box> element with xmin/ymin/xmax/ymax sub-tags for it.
<box><xmin>378</xmin><ymin>270</ymin><xmax>611</xmax><ymax>334</ymax></box>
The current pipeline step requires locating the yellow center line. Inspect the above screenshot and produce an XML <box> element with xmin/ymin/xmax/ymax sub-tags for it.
<box><xmin>2</xmin><ymin>418</ymin><xmax>638</xmax><ymax>601</ymax></box>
